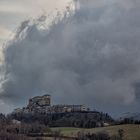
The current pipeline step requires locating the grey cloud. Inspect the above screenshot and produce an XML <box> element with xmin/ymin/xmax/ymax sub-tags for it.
<box><xmin>1</xmin><ymin>0</ymin><xmax>140</xmax><ymax>115</ymax></box>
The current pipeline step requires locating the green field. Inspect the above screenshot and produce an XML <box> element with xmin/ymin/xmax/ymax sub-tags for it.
<box><xmin>51</xmin><ymin>124</ymin><xmax>140</xmax><ymax>140</ymax></box>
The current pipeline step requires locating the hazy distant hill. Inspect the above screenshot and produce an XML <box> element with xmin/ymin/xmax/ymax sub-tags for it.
<box><xmin>120</xmin><ymin>112</ymin><xmax>140</xmax><ymax>120</ymax></box>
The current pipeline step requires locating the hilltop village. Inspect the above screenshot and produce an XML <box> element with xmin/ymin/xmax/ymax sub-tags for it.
<box><xmin>11</xmin><ymin>94</ymin><xmax>114</xmax><ymax>128</ymax></box>
<box><xmin>14</xmin><ymin>94</ymin><xmax>88</xmax><ymax>114</ymax></box>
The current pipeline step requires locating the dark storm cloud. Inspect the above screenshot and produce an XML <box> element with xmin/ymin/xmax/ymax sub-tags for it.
<box><xmin>1</xmin><ymin>0</ymin><xmax>140</xmax><ymax>114</ymax></box>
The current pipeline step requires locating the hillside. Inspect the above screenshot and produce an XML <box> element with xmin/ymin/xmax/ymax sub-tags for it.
<box><xmin>10</xmin><ymin>111</ymin><xmax>113</xmax><ymax>128</ymax></box>
<box><xmin>51</xmin><ymin>124</ymin><xmax>140</xmax><ymax>140</ymax></box>
<box><xmin>120</xmin><ymin>112</ymin><xmax>140</xmax><ymax>120</ymax></box>
<box><xmin>11</xmin><ymin>94</ymin><xmax>114</xmax><ymax>128</ymax></box>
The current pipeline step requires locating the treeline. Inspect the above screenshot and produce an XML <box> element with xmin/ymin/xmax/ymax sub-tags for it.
<box><xmin>75</xmin><ymin>129</ymin><xmax>125</xmax><ymax>140</ymax></box>
<box><xmin>0</xmin><ymin>113</ymin><xmax>45</xmax><ymax>140</ymax></box>
<box><xmin>119</xmin><ymin>118</ymin><xmax>140</xmax><ymax>125</ymax></box>
<box><xmin>9</xmin><ymin>111</ymin><xmax>114</xmax><ymax>128</ymax></box>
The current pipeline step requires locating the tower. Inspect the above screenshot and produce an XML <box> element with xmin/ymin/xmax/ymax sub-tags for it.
<box><xmin>27</xmin><ymin>94</ymin><xmax>51</xmax><ymax>112</ymax></box>
<box><xmin>43</xmin><ymin>94</ymin><xmax>51</xmax><ymax>106</ymax></box>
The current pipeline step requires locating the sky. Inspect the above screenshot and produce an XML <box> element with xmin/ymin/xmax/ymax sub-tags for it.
<box><xmin>0</xmin><ymin>0</ymin><xmax>140</xmax><ymax>117</ymax></box>
<box><xmin>0</xmin><ymin>0</ymin><xmax>71</xmax><ymax>46</ymax></box>
<box><xmin>0</xmin><ymin>0</ymin><xmax>72</xmax><ymax>113</ymax></box>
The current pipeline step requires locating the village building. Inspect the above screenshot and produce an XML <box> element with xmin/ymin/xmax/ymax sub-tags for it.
<box><xmin>13</xmin><ymin>94</ymin><xmax>88</xmax><ymax>114</ymax></box>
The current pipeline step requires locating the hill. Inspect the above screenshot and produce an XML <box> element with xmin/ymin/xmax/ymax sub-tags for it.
<box><xmin>120</xmin><ymin>112</ymin><xmax>140</xmax><ymax>120</ymax></box>
<box><xmin>51</xmin><ymin>124</ymin><xmax>140</xmax><ymax>140</ymax></box>
<box><xmin>10</xmin><ymin>111</ymin><xmax>114</xmax><ymax>128</ymax></box>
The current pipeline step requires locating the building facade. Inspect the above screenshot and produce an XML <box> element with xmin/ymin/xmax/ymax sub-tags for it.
<box><xmin>13</xmin><ymin>94</ymin><xmax>88</xmax><ymax>114</ymax></box>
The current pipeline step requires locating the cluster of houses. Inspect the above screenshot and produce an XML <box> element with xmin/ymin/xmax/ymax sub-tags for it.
<box><xmin>14</xmin><ymin>94</ymin><xmax>88</xmax><ymax>114</ymax></box>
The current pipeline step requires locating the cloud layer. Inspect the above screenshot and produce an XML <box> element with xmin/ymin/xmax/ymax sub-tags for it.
<box><xmin>0</xmin><ymin>0</ymin><xmax>71</xmax><ymax>45</ymax></box>
<box><xmin>1</xmin><ymin>0</ymin><xmax>140</xmax><ymax>115</ymax></box>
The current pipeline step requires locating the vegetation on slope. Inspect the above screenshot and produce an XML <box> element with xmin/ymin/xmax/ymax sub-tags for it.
<box><xmin>51</xmin><ymin>124</ymin><xmax>140</xmax><ymax>140</ymax></box>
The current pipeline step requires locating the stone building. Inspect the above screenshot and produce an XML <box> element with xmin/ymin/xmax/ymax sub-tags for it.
<box><xmin>27</xmin><ymin>94</ymin><xmax>51</xmax><ymax>112</ymax></box>
<box><xmin>13</xmin><ymin>108</ymin><xmax>23</xmax><ymax>113</ymax></box>
<box><xmin>51</xmin><ymin>105</ymin><xmax>87</xmax><ymax>113</ymax></box>
<box><xmin>13</xmin><ymin>94</ymin><xmax>88</xmax><ymax>114</ymax></box>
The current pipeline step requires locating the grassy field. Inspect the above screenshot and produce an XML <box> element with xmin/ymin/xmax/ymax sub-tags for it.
<box><xmin>51</xmin><ymin>124</ymin><xmax>140</xmax><ymax>140</ymax></box>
